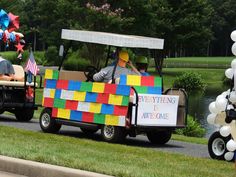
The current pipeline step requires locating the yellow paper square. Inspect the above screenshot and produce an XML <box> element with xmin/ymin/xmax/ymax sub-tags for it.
<box><xmin>89</xmin><ymin>103</ymin><xmax>102</xmax><ymax>113</ymax></box>
<box><xmin>105</xmin><ymin>115</ymin><xmax>119</xmax><ymax>126</ymax></box>
<box><xmin>108</xmin><ymin>94</ymin><xmax>123</xmax><ymax>105</ymax></box>
<box><xmin>50</xmin><ymin>89</ymin><xmax>55</xmax><ymax>98</ymax></box>
<box><xmin>92</xmin><ymin>82</ymin><xmax>105</xmax><ymax>93</ymax></box>
<box><xmin>73</xmin><ymin>91</ymin><xmax>86</xmax><ymax>101</ymax></box>
<box><xmin>57</xmin><ymin>108</ymin><xmax>70</xmax><ymax>119</ymax></box>
<box><xmin>45</xmin><ymin>69</ymin><xmax>53</xmax><ymax>79</ymax></box>
<box><xmin>42</xmin><ymin>98</ymin><xmax>44</xmax><ymax>106</ymax></box>
<box><xmin>127</xmin><ymin>75</ymin><xmax>141</xmax><ymax>86</ymax></box>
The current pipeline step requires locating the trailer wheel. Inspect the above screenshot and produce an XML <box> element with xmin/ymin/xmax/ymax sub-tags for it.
<box><xmin>80</xmin><ymin>127</ymin><xmax>99</xmax><ymax>135</ymax></box>
<box><xmin>101</xmin><ymin>125</ymin><xmax>126</xmax><ymax>143</ymax></box>
<box><xmin>15</xmin><ymin>109</ymin><xmax>34</xmax><ymax>122</ymax></box>
<box><xmin>40</xmin><ymin>108</ymin><xmax>61</xmax><ymax>133</ymax></box>
<box><xmin>208</xmin><ymin>131</ymin><xmax>231</xmax><ymax>160</ymax></box>
<box><xmin>147</xmin><ymin>131</ymin><xmax>172</xmax><ymax>145</ymax></box>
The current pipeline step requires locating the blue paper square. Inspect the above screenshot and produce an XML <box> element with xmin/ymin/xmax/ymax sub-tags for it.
<box><xmin>70</xmin><ymin>110</ymin><xmax>82</xmax><ymax>121</ymax></box>
<box><xmin>119</xmin><ymin>75</ymin><xmax>127</xmax><ymax>85</ymax></box>
<box><xmin>116</xmin><ymin>85</ymin><xmax>130</xmax><ymax>96</ymax></box>
<box><xmin>101</xmin><ymin>104</ymin><xmax>114</xmax><ymax>114</ymax></box>
<box><xmin>46</xmin><ymin>79</ymin><xmax>57</xmax><ymax>89</ymax></box>
<box><xmin>85</xmin><ymin>92</ymin><xmax>98</xmax><ymax>102</ymax></box>
<box><xmin>55</xmin><ymin>89</ymin><xmax>62</xmax><ymax>99</ymax></box>
<box><xmin>68</xmin><ymin>81</ymin><xmax>81</xmax><ymax>90</ymax></box>
<box><xmin>147</xmin><ymin>86</ymin><xmax>162</xmax><ymax>94</ymax></box>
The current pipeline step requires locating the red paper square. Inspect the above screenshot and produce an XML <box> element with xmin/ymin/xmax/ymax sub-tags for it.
<box><xmin>56</xmin><ymin>80</ymin><xmax>69</xmax><ymax>89</ymax></box>
<box><xmin>104</xmin><ymin>84</ymin><xmax>117</xmax><ymax>94</ymax></box>
<box><xmin>114</xmin><ymin>106</ymin><xmax>128</xmax><ymax>116</ymax></box>
<box><xmin>141</xmin><ymin>76</ymin><xmax>154</xmax><ymax>86</ymax></box>
<box><xmin>52</xmin><ymin>108</ymin><xmax>58</xmax><ymax>118</ymax></box>
<box><xmin>96</xmin><ymin>93</ymin><xmax>109</xmax><ymax>104</ymax></box>
<box><xmin>43</xmin><ymin>97</ymin><xmax>54</xmax><ymax>107</ymax></box>
<box><xmin>65</xmin><ymin>100</ymin><xmax>78</xmax><ymax>110</ymax></box>
<box><xmin>82</xmin><ymin>112</ymin><xmax>94</xmax><ymax>123</ymax></box>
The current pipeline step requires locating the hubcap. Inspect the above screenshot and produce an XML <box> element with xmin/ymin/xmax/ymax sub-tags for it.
<box><xmin>212</xmin><ymin>138</ymin><xmax>225</xmax><ymax>156</ymax></box>
<box><xmin>103</xmin><ymin>125</ymin><xmax>115</xmax><ymax>139</ymax></box>
<box><xmin>41</xmin><ymin>113</ymin><xmax>50</xmax><ymax>128</ymax></box>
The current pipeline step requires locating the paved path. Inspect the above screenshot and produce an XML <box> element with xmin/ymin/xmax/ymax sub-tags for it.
<box><xmin>0</xmin><ymin>115</ymin><xmax>209</xmax><ymax>159</ymax></box>
<box><xmin>0</xmin><ymin>171</ymin><xmax>27</xmax><ymax>177</ymax></box>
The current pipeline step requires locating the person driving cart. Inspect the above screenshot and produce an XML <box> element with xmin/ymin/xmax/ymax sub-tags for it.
<box><xmin>135</xmin><ymin>56</ymin><xmax>150</xmax><ymax>76</ymax></box>
<box><xmin>93</xmin><ymin>50</ymin><xmax>140</xmax><ymax>82</ymax></box>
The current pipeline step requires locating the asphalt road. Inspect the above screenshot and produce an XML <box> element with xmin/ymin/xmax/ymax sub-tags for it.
<box><xmin>0</xmin><ymin>114</ymin><xmax>210</xmax><ymax>159</ymax></box>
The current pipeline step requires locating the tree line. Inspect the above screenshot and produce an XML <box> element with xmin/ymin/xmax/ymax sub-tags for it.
<box><xmin>1</xmin><ymin>0</ymin><xmax>236</xmax><ymax>57</ymax></box>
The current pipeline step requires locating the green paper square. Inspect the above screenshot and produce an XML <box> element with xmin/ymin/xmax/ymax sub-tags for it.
<box><xmin>80</xmin><ymin>82</ymin><xmax>93</xmax><ymax>92</ymax></box>
<box><xmin>94</xmin><ymin>114</ymin><xmax>105</xmax><ymax>124</ymax></box>
<box><xmin>52</xmin><ymin>70</ymin><xmax>59</xmax><ymax>79</ymax></box>
<box><xmin>134</xmin><ymin>86</ymin><xmax>148</xmax><ymax>93</ymax></box>
<box><xmin>122</xmin><ymin>96</ymin><xmax>129</xmax><ymax>106</ymax></box>
<box><xmin>54</xmin><ymin>98</ymin><xmax>66</xmax><ymax>108</ymax></box>
<box><xmin>154</xmin><ymin>77</ymin><xmax>162</xmax><ymax>87</ymax></box>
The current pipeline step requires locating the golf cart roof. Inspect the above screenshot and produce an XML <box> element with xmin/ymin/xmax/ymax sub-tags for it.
<box><xmin>61</xmin><ymin>29</ymin><xmax>164</xmax><ymax>50</ymax></box>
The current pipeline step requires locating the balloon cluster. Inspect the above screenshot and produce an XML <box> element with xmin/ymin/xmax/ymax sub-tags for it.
<box><xmin>207</xmin><ymin>30</ymin><xmax>236</xmax><ymax>161</ymax></box>
<box><xmin>0</xmin><ymin>9</ymin><xmax>24</xmax><ymax>55</ymax></box>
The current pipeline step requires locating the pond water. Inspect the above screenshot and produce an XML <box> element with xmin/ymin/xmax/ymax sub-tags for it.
<box><xmin>188</xmin><ymin>87</ymin><xmax>228</xmax><ymax>138</ymax></box>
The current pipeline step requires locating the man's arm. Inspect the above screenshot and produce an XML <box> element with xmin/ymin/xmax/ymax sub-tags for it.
<box><xmin>127</xmin><ymin>61</ymin><xmax>141</xmax><ymax>75</ymax></box>
<box><xmin>93</xmin><ymin>69</ymin><xmax>107</xmax><ymax>82</ymax></box>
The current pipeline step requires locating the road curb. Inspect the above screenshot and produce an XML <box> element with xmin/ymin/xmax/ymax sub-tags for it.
<box><xmin>0</xmin><ymin>155</ymin><xmax>112</xmax><ymax>177</ymax></box>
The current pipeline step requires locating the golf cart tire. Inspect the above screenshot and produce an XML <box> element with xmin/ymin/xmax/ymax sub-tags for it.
<box><xmin>40</xmin><ymin>108</ymin><xmax>61</xmax><ymax>133</ymax></box>
<box><xmin>80</xmin><ymin>127</ymin><xmax>99</xmax><ymax>135</ymax></box>
<box><xmin>15</xmin><ymin>108</ymin><xmax>34</xmax><ymax>122</ymax></box>
<box><xmin>147</xmin><ymin>131</ymin><xmax>172</xmax><ymax>145</ymax></box>
<box><xmin>208</xmin><ymin>131</ymin><xmax>231</xmax><ymax>160</ymax></box>
<box><xmin>101</xmin><ymin>125</ymin><xmax>126</xmax><ymax>143</ymax></box>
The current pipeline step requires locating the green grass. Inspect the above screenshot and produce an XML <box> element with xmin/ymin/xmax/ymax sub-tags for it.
<box><xmin>172</xmin><ymin>134</ymin><xmax>207</xmax><ymax>145</ymax></box>
<box><xmin>0</xmin><ymin>125</ymin><xmax>234</xmax><ymax>177</ymax></box>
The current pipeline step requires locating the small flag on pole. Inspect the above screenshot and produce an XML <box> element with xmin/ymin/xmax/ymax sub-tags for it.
<box><xmin>25</xmin><ymin>50</ymin><xmax>39</xmax><ymax>76</ymax></box>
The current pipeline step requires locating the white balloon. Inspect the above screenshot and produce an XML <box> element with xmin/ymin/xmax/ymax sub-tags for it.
<box><xmin>216</xmin><ymin>95</ymin><xmax>225</xmax><ymax>102</ymax></box>
<box><xmin>229</xmin><ymin>91</ymin><xmax>236</xmax><ymax>103</ymax></box>
<box><xmin>221</xmin><ymin>90</ymin><xmax>230</xmax><ymax>97</ymax></box>
<box><xmin>220</xmin><ymin>126</ymin><xmax>231</xmax><ymax>137</ymax></box>
<box><xmin>224</xmin><ymin>152</ymin><xmax>234</xmax><ymax>161</ymax></box>
<box><xmin>226</xmin><ymin>139</ymin><xmax>236</xmax><ymax>151</ymax></box>
<box><xmin>232</xmin><ymin>43</ymin><xmax>236</xmax><ymax>56</ymax></box>
<box><xmin>207</xmin><ymin>113</ymin><xmax>217</xmax><ymax>125</ymax></box>
<box><xmin>215</xmin><ymin>98</ymin><xmax>228</xmax><ymax>111</ymax></box>
<box><xmin>225</xmin><ymin>68</ymin><xmax>234</xmax><ymax>79</ymax></box>
<box><xmin>209</xmin><ymin>102</ymin><xmax>220</xmax><ymax>114</ymax></box>
<box><xmin>227</xmin><ymin>104</ymin><xmax>234</xmax><ymax>110</ymax></box>
<box><xmin>231</xmin><ymin>30</ymin><xmax>236</xmax><ymax>42</ymax></box>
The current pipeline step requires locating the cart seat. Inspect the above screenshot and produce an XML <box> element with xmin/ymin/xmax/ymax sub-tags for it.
<box><xmin>0</xmin><ymin>65</ymin><xmax>38</xmax><ymax>87</ymax></box>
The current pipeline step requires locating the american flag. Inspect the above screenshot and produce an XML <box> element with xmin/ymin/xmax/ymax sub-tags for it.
<box><xmin>25</xmin><ymin>51</ymin><xmax>39</xmax><ymax>76</ymax></box>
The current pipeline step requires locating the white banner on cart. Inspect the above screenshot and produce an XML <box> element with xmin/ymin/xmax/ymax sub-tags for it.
<box><xmin>132</xmin><ymin>94</ymin><xmax>179</xmax><ymax>126</ymax></box>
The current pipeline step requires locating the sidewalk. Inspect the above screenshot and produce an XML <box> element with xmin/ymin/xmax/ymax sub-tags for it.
<box><xmin>0</xmin><ymin>171</ymin><xmax>27</xmax><ymax>177</ymax></box>
<box><xmin>0</xmin><ymin>155</ymin><xmax>112</xmax><ymax>177</ymax></box>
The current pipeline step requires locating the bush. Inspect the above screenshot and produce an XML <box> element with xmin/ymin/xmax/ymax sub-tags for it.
<box><xmin>45</xmin><ymin>46</ymin><xmax>60</xmax><ymax>66</ymax></box>
<box><xmin>173</xmin><ymin>71</ymin><xmax>206</xmax><ymax>92</ymax></box>
<box><xmin>175</xmin><ymin>115</ymin><xmax>206</xmax><ymax>137</ymax></box>
<box><xmin>64</xmin><ymin>58</ymin><xmax>90</xmax><ymax>71</ymax></box>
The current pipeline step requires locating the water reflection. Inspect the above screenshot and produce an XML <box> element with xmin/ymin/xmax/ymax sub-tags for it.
<box><xmin>188</xmin><ymin>86</ymin><xmax>228</xmax><ymax>138</ymax></box>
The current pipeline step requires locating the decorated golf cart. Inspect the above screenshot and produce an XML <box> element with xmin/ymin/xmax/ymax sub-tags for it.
<box><xmin>0</xmin><ymin>9</ymin><xmax>39</xmax><ymax>121</ymax></box>
<box><xmin>207</xmin><ymin>30</ymin><xmax>236</xmax><ymax>161</ymax></box>
<box><xmin>40</xmin><ymin>29</ymin><xmax>188</xmax><ymax>144</ymax></box>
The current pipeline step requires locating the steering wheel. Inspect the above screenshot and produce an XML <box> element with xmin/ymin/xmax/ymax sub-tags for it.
<box><xmin>84</xmin><ymin>66</ymin><xmax>99</xmax><ymax>82</ymax></box>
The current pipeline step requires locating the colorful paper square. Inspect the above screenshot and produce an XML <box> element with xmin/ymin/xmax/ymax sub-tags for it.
<box><xmin>85</xmin><ymin>92</ymin><xmax>98</xmax><ymax>102</ymax></box>
<box><xmin>94</xmin><ymin>114</ymin><xmax>105</xmax><ymax>124</ymax></box>
<box><xmin>55</xmin><ymin>89</ymin><xmax>62</xmax><ymax>99</ymax></box>
<box><xmin>134</xmin><ymin>86</ymin><xmax>148</xmax><ymax>93</ymax></box>
<box><xmin>118</xmin><ymin>116</ymin><xmax>126</xmax><ymax>126</ymax></box>
<box><xmin>54</xmin><ymin>98</ymin><xmax>66</xmax><ymax>108</ymax></box>
<box><xmin>147</xmin><ymin>86</ymin><xmax>162</xmax><ymax>94</ymax></box>
<box><xmin>65</xmin><ymin>100</ymin><xmax>78</xmax><ymax>110</ymax></box>
<box><xmin>154</xmin><ymin>77</ymin><xmax>162</xmax><ymax>87</ymax></box>
<box><xmin>57</xmin><ymin>108</ymin><xmax>70</xmax><ymax>119</ymax></box>
<box><xmin>73</xmin><ymin>91</ymin><xmax>86</xmax><ymax>101</ymax></box>
<box><xmin>141</xmin><ymin>76</ymin><xmax>154</xmax><ymax>86</ymax></box>
<box><xmin>104</xmin><ymin>84</ymin><xmax>117</xmax><ymax>94</ymax></box>
<box><xmin>70</xmin><ymin>110</ymin><xmax>82</xmax><ymax>121</ymax></box>
<box><xmin>127</xmin><ymin>75</ymin><xmax>141</xmax><ymax>86</ymax></box>
<box><xmin>116</xmin><ymin>85</ymin><xmax>130</xmax><ymax>96</ymax></box>
<box><xmin>52</xmin><ymin>70</ymin><xmax>59</xmax><ymax>79</ymax></box>
<box><xmin>80</xmin><ymin>82</ymin><xmax>93</xmax><ymax>92</ymax></box>
<box><xmin>119</xmin><ymin>75</ymin><xmax>127</xmax><ymax>85</ymax></box>
<box><xmin>121</xmin><ymin>96</ymin><xmax>129</xmax><ymax>106</ymax></box>
<box><xmin>82</xmin><ymin>112</ymin><xmax>94</xmax><ymax>123</ymax></box>
<box><xmin>89</xmin><ymin>103</ymin><xmax>102</xmax><ymax>113</ymax></box>
<box><xmin>52</xmin><ymin>108</ymin><xmax>58</xmax><ymax>117</ymax></box>
<box><xmin>96</xmin><ymin>93</ymin><xmax>109</xmax><ymax>104</ymax></box>
<box><xmin>56</xmin><ymin>80</ymin><xmax>69</xmax><ymax>90</ymax></box>
<box><xmin>42</xmin><ymin>97</ymin><xmax>54</xmax><ymax>107</ymax></box>
<box><xmin>108</xmin><ymin>94</ymin><xmax>123</xmax><ymax>105</ymax></box>
<box><xmin>45</xmin><ymin>79</ymin><xmax>57</xmax><ymax>89</ymax></box>
<box><xmin>61</xmin><ymin>90</ymin><xmax>74</xmax><ymax>100</ymax></box>
<box><xmin>45</xmin><ymin>69</ymin><xmax>53</xmax><ymax>79</ymax></box>
<box><xmin>68</xmin><ymin>81</ymin><xmax>81</xmax><ymax>90</ymax></box>
<box><xmin>101</xmin><ymin>104</ymin><xmax>114</xmax><ymax>114</ymax></box>
<box><xmin>77</xmin><ymin>102</ymin><xmax>90</xmax><ymax>112</ymax></box>
<box><xmin>114</xmin><ymin>106</ymin><xmax>128</xmax><ymax>116</ymax></box>
<box><xmin>92</xmin><ymin>82</ymin><xmax>105</xmax><ymax>93</ymax></box>
<box><xmin>105</xmin><ymin>115</ymin><xmax>119</xmax><ymax>126</ymax></box>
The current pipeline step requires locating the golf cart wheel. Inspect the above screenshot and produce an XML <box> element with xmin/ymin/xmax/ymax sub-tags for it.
<box><xmin>15</xmin><ymin>108</ymin><xmax>34</xmax><ymax>122</ymax></box>
<box><xmin>80</xmin><ymin>127</ymin><xmax>99</xmax><ymax>135</ymax></box>
<box><xmin>101</xmin><ymin>125</ymin><xmax>126</xmax><ymax>143</ymax></box>
<box><xmin>40</xmin><ymin>108</ymin><xmax>61</xmax><ymax>133</ymax></box>
<box><xmin>147</xmin><ymin>131</ymin><xmax>172</xmax><ymax>145</ymax></box>
<box><xmin>208</xmin><ymin>131</ymin><xmax>231</xmax><ymax>160</ymax></box>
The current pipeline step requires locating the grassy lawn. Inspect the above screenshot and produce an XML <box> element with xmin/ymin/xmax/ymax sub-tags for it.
<box><xmin>0</xmin><ymin>125</ymin><xmax>234</xmax><ymax>177</ymax></box>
